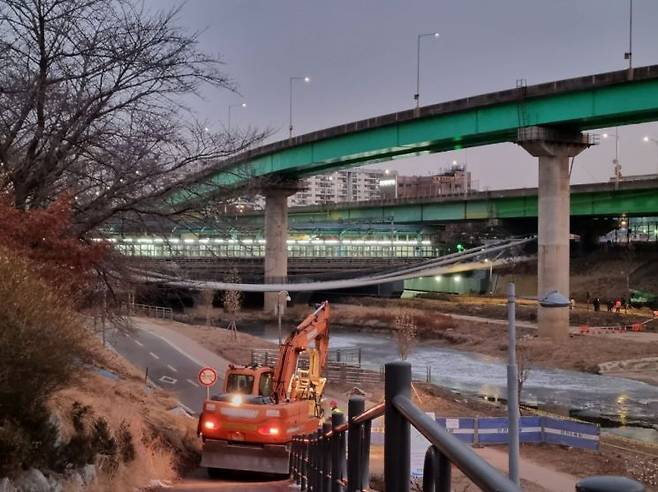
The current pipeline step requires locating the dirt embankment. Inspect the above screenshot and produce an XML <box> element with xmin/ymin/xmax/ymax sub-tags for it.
<box><xmin>494</xmin><ymin>249</ymin><xmax>658</xmax><ymax>302</ymax></box>
<box><xmin>47</xmin><ymin>345</ymin><xmax>200</xmax><ymax>491</ymax></box>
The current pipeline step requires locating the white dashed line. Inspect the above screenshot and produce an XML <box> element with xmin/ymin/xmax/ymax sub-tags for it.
<box><xmin>186</xmin><ymin>379</ymin><xmax>200</xmax><ymax>388</ymax></box>
<box><xmin>134</xmin><ymin>340</ymin><xmax>144</xmax><ymax>347</ymax></box>
<box><xmin>149</xmin><ymin>352</ymin><xmax>160</xmax><ymax>360</ymax></box>
<box><xmin>167</xmin><ymin>364</ymin><xmax>178</xmax><ymax>373</ymax></box>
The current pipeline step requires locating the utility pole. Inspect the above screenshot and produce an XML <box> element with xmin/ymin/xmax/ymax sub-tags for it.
<box><xmin>506</xmin><ymin>282</ymin><xmax>520</xmax><ymax>486</ymax></box>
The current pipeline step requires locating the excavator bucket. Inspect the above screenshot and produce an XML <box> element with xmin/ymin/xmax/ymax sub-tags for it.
<box><xmin>201</xmin><ymin>439</ymin><xmax>290</xmax><ymax>475</ymax></box>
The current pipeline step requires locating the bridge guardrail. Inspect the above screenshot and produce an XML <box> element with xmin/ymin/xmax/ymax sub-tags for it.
<box><xmin>290</xmin><ymin>361</ymin><xmax>645</xmax><ymax>492</ymax></box>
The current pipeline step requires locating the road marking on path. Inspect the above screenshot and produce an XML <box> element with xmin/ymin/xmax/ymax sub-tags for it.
<box><xmin>159</xmin><ymin>375</ymin><xmax>177</xmax><ymax>384</ymax></box>
<box><xmin>134</xmin><ymin>340</ymin><xmax>144</xmax><ymax>347</ymax></box>
<box><xmin>149</xmin><ymin>352</ymin><xmax>160</xmax><ymax>360</ymax></box>
<box><xmin>167</xmin><ymin>364</ymin><xmax>178</xmax><ymax>373</ymax></box>
<box><xmin>186</xmin><ymin>379</ymin><xmax>200</xmax><ymax>388</ymax></box>
<box><xmin>137</xmin><ymin>325</ymin><xmax>208</xmax><ymax>367</ymax></box>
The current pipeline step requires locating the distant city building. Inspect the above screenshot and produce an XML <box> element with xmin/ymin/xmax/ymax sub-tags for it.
<box><xmin>289</xmin><ymin>169</ymin><xmax>388</xmax><ymax>207</ymax></box>
<box><xmin>379</xmin><ymin>165</ymin><xmax>473</xmax><ymax>199</ymax></box>
<box><xmin>238</xmin><ymin>165</ymin><xmax>475</xmax><ymax>210</ymax></box>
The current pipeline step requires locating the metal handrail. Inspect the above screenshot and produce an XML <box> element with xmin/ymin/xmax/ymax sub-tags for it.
<box><xmin>393</xmin><ymin>393</ymin><xmax>520</xmax><ymax>492</ymax></box>
<box><xmin>290</xmin><ymin>362</ymin><xmax>646</xmax><ymax>492</ymax></box>
<box><xmin>352</xmin><ymin>401</ymin><xmax>383</xmax><ymax>424</ymax></box>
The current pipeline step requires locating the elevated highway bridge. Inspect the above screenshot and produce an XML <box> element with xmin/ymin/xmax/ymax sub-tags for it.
<box><xmin>160</xmin><ymin>65</ymin><xmax>658</xmax><ymax>337</ymax></box>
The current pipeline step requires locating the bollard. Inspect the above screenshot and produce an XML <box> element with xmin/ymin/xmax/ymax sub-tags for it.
<box><xmin>300</xmin><ymin>436</ymin><xmax>308</xmax><ymax>491</ymax></box>
<box><xmin>312</xmin><ymin>429</ymin><xmax>323</xmax><ymax>492</ymax></box>
<box><xmin>322</xmin><ymin>421</ymin><xmax>333</xmax><ymax>492</ymax></box>
<box><xmin>576</xmin><ymin>476</ymin><xmax>645</xmax><ymax>492</ymax></box>
<box><xmin>361</xmin><ymin>419</ymin><xmax>372</xmax><ymax>490</ymax></box>
<box><xmin>385</xmin><ymin>361</ymin><xmax>411</xmax><ymax>492</ymax></box>
<box><xmin>331</xmin><ymin>411</ymin><xmax>347</xmax><ymax>492</ymax></box>
<box><xmin>347</xmin><ymin>397</ymin><xmax>366</xmax><ymax>492</ymax></box>
<box><xmin>422</xmin><ymin>446</ymin><xmax>440</xmax><ymax>492</ymax></box>
<box><xmin>437</xmin><ymin>448</ymin><xmax>451</xmax><ymax>492</ymax></box>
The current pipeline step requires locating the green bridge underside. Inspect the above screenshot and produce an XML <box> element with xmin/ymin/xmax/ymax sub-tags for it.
<box><xmin>177</xmin><ymin>65</ymin><xmax>658</xmax><ymax>203</ymax></box>
<box><xmin>241</xmin><ymin>180</ymin><xmax>658</xmax><ymax>226</ymax></box>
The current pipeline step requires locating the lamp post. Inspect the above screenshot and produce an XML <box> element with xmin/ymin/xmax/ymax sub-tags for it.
<box><xmin>276</xmin><ymin>290</ymin><xmax>291</xmax><ymax>345</ymax></box>
<box><xmin>414</xmin><ymin>32</ymin><xmax>440</xmax><ymax>110</ymax></box>
<box><xmin>289</xmin><ymin>76</ymin><xmax>310</xmax><ymax>138</ymax></box>
<box><xmin>624</xmin><ymin>0</ymin><xmax>633</xmax><ymax>71</ymax></box>
<box><xmin>227</xmin><ymin>102</ymin><xmax>247</xmax><ymax>131</ymax></box>
<box><xmin>506</xmin><ymin>284</ymin><xmax>569</xmax><ymax>486</ymax></box>
<box><xmin>602</xmin><ymin>129</ymin><xmax>622</xmax><ymax>188</ymax></box>
<box><xmin>643</xmin><ymin>136</ymin><xmax>658</xmax><ymax>174</ymax></box>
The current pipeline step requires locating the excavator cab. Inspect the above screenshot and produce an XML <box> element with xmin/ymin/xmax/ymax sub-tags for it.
<box><xmin>224</xmin><ymin>366</ymin><xmax>274</xmax><ymax>397</ymax></box>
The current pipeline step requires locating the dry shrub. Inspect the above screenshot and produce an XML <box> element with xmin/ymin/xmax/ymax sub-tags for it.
<box><xmin>51</xmin><ymin>370</ymin><xmax>200</xmax><ymax>491</ymax></box>
<box><xmin>0</xmin><ymin>247</ymin><xmax>92</xmax><ymax>475</ymax></box>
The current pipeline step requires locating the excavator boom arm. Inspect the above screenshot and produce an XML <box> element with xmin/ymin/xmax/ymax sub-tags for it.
<box><xmin>272</xmin><ymin>302</ymin><xmax>330</xmax><ymax>401</ymax></box>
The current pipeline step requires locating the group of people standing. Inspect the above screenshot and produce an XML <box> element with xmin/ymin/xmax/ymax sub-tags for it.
<box><xmin>586</xmin><ymin>292</ymin><xmax>628</xmax><ymax>313</ymax></box>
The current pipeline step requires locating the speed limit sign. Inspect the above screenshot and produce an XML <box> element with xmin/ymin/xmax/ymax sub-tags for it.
<box><xmin>198</xmin><ymin>367</ymin><xmax>217</xmax><ymax>387</ymax></box>
<box><xmin>198</xmin><ymin>367</ymin><xmax>217</xmax><ymax>400</ymax></box>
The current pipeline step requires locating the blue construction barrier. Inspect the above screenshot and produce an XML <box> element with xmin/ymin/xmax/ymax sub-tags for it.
<box><xmin>435</xmin><ymin>417</ymin><xmax>476</xmax><ymax>444</ymax></box>
<box><xmin>476</xmin><ymin>417</ymin><xmax>543</xmax><ymax>445</ymax></box>
<box><xmin>542</xmin><ymin>417</ymin><xmax>600</xmax><ymax>451</ymax></box>
<box><xmin>371</xmin><ymin>415</ymin><xmax>599</xmax><ymax>451</ymax></box>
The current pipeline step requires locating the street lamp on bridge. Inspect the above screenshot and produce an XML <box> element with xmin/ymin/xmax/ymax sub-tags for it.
<box><xmin>227</xmin><ymin>102</ymin><xmax>247</xmax><ymax>131</ymax></box>
<box><xmin>643</xmin><ymin>136</ymin><xmax>658</xmax><ymax>174</ymax></box>
<box><xmin>414</xmin><ymin>32</ymin><xmax>440</xmax><ymax>110</ymax></box>
<box><xmin>602</xmin><ymin>129</ymin><xmax>623</xmax><ymax>188</ymax></box>
<box><xmin>289</xmin><ymin>76</ymin><xmax>311</xmax><ymax>139</ymax></box>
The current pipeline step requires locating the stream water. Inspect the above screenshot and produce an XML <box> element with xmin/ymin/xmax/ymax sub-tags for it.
<box><xmin>239</xmin><ymin>322</ymin><xmax>658</xmax><ymax>443</ymax></box>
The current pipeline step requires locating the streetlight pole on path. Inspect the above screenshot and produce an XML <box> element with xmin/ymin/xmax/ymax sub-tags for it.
<box><xmin>289</xmin><ymin>76</ymin><xmax>310</xmax><ymax>139</ymax></box>
<box><xmin>414</xmin><ymin>32</ymin><xmax>439</xmax><ymax>110</ymax></box>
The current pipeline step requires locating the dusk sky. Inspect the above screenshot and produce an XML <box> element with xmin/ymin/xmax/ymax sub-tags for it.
<box><xmin>147</xmin><ymin>0</ymin><xmax>658</xmax><ymax>190</ymax></box>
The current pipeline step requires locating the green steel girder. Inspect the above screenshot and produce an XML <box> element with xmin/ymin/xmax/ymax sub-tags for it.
<box><xmin>174</xmin><ymin>66</ymin><xmax>658</xmax><ymax>204</ymax></box>
<box><xmin>236</xmin><ymin>183</ymin><xmax>658</xmax><ymax>227</ymax></box>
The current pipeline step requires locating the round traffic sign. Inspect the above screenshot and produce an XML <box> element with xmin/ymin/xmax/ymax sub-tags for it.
<box><xmin>198</xmin><ymin>367</ymin><xmax>217</xmax><ymax>387</ymax></box>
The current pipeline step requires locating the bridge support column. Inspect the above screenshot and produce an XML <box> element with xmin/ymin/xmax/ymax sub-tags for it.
<box><xmin>518</xmin><ymin>127</ymin><xmax>593</xmax><ymax>339</ymax></box>
<box><xmin>263</xmin><ymin>181</ymin><xmax>299</xmax><ymax>312</ymax></box>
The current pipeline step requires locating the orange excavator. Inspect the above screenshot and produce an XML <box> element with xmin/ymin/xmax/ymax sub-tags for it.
<box><xmin>197</xmin><ymin>301</ymin><xmax>330</xmax><ymax>476</ymax></box>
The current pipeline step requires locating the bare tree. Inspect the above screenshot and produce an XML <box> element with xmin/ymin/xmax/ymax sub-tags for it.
<box><xmin>222</xmin><ymin>270</ymin><xmax>242</xmax><ymax>339</ymax></box>
<box><xmin>201</xmin><ymin>289</ymin><xmax>215</xmax><ymax>327</ymax></box>
<box><xmin>395</xmin><ymin>309</ymin><xmax>417</xmax><ymax>361</ymax></box>
<box><xmin>0</xmin><ymin>0</ymin><xmax>267</xmax><ymax>235</ymax></box>
<box><xmin>517</xmin><ymin>342</ymin><xmax>530</xmax><ymax>402</ymax></box>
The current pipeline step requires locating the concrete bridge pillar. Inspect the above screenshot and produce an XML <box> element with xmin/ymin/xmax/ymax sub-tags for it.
<box><xmin>518</xmin><ymin>127</ymin><xmax>593</xmax><ymax>339</ymax></box>
<box><xmin>263</xmin><ymin>181</ymin><xmax>299</xmax><ymax>312</ymax></box>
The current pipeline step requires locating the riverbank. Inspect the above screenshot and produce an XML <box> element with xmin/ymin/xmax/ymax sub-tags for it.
<box><xmin>201</xmin><ymin>299</ymin><xmax>658</xmax><ymax>383</ymax></box>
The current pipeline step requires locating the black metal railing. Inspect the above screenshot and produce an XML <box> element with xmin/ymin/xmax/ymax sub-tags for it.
<box><xmin>290</xmin><ymin>361</ymin><xmax>646</xmax><ymax>492</ymax></box>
